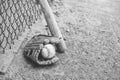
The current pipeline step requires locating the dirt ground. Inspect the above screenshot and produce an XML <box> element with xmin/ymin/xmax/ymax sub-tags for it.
<box><xmin>1</xmin><ymin>0</ymin><xmax>120</xmax><ymax>80</ymax></box>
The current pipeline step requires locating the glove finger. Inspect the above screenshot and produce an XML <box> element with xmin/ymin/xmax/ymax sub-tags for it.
<box><xmin>37</xmin><ymin>56</ymin><xmax>59</xmax><ymax>65</ymax></box>
<box><xmin>49</xmin><ymin>37</ymin><xmax>60</xmax><ymax>44</ymax></box>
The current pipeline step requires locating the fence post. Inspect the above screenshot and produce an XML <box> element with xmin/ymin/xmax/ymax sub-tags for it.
<box><xmin>39</xmin><ymin>0</ymin><xmax>67</xmax><ymax>53</ymax></box>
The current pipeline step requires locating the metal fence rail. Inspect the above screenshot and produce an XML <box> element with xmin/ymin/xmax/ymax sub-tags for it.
<box><xmin>0</xmin><ymin>0</ymin><xmax>42</xmax><ymax>53</ymax></box>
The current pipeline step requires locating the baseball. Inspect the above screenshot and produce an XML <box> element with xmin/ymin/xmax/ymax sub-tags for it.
<box><xmin>41</xmin><ymin>44</ymin><xmax>56</xmax><ymax>59</ymax></box>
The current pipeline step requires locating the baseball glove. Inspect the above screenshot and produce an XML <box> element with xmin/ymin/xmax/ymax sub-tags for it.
<box><xmin>24</xmin><ymin>35</ymin><xmax>60</xmax><ymax>65</ymax></box>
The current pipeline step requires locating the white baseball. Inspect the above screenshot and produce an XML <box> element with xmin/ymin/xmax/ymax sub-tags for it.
<box><xmin>41</xmin><ymin>44</ymin><xmax>56</xmax><ymax>59</ymax></box>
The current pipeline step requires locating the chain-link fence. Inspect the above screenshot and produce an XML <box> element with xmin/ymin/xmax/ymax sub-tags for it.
<box><xmin>0</xmin><ymin>0</ymin><xmax>42</xmax><ymax>54</ymax></box>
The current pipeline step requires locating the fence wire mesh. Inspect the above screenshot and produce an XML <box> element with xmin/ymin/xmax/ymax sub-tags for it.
<box><xmin>0</xmin><ymin>0</ymin><xmax>42</xmax><ymax>54</ymax></box>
